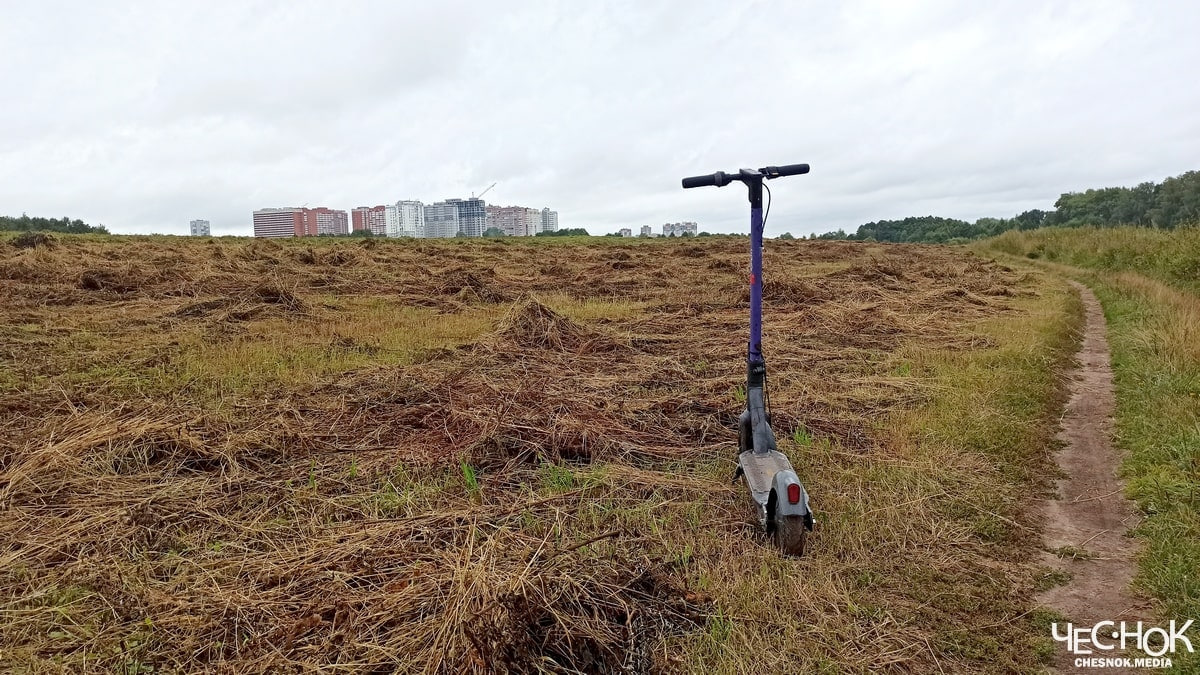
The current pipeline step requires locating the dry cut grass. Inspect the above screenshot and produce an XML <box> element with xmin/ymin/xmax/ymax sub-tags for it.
<box><xmin>0</xmin><ymin>234</ymin><xmax>1076</xmax><ymax>673</ymax></box>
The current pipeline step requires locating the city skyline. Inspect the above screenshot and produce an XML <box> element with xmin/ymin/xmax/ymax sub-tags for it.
<box><xmin>250</xmin><ymin>196</ymin><xmax>561</xmax><ymax>239</ymax></box>
<box><xmin>5</xmin><ymin>3</ymin><xmax>1198</xmax><ymax>238</ymax></box>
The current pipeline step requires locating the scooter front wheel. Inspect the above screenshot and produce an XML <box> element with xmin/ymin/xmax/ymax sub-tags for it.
<box><xmin>772</xmin><ymin>513</ymin><xmax>808</xmax><ymax>557</ymax></box>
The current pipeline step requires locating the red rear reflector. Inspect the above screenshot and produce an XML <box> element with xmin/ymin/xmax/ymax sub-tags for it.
<box><xmin>787</xmin><ymin>483</ymin><xmax>801</xmax><ymax>505</ymax></box>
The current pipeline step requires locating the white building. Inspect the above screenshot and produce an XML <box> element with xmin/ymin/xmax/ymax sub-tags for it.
<box><xmin>618</xmin><ymin>228</ymin><xmax>632</xmax><ymax>237</ymax></box>
<box><xmin>253</xmin><ymin>208</ymin><xmax>301</xmax><ymax>238</ymax></box>
<box><xmin>541</xmin><ymin>208</ymin><xmax>559</xmax><ymax>232</ymax></box>
<box><xmin>640</xmin><ymin>225</ymin><xmax>653</xmax><ymax>237</ymax></box>
<box><xmin>524</xmin><ymin>209</ymin><xmax>543</xmax><ymax>234</ymax></box>
<box><xmin>385</xmin><ymin>200</ymin><xmax>425</xmax><ymax>238</ymax></box>
<box><xmin>663</xmin><ymin>221</ymin><xmax>698</xmax><ymax>237</ymax></box>
<box><xmin>189</xmin><ymin>219</ymin><xmax>210</xmax><ymax>236</ymax></box>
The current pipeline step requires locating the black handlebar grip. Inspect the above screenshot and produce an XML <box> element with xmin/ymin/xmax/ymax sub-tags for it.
<box><xmin>682</xmin><ymin>173</ymin><xmax>719</xmax><ymax>189</ymax></box>
<box><xmin>776</xmin><ymin>163</ymin><xmax>810</xmax><ymax>176</ymax></box>
<box><xmin>762</xmin><ymin>163</ymin><xmax>810</xmax><ymax>178</ymax></box>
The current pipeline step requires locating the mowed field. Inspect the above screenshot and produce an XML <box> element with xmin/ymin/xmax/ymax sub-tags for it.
<box><xmin>0</xmin><ymin>234</ymin><xmax>1080</xmax><ymax>673</ymax></box>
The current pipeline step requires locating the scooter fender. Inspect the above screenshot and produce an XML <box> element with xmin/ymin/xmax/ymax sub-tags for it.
<box><xmin>772</xmin><ymin>469</ymin><xmax>812</xmax><ymax>522</ymax></box>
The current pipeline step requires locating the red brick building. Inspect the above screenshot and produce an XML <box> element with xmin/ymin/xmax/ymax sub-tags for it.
<box><xmin>351</xmin><ymin>205</ymin><xmax>387</xmax><ymax>236</ymax></box>
<box><xmin>253</xmin><ymin>207</ymin><xmax>348</xmax><ymax>238</ymax></box>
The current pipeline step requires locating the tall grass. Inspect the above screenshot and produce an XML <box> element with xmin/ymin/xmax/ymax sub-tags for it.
<box><xmin>988</xmin><ymin>226</ymin><xmax>1200</xmax><ymax>292</ymax></box>
<box><xmin>980</xmin><ymin>228</ymin><xmax>1200</xmax><ymax>670</ymax></box>
<box><xmin>1090</xmin><ymin>275</ymin><xmax>1200</xmax><ymax>615</ymax></box>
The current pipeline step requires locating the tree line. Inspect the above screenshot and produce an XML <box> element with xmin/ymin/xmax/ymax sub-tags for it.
<box><xmin>1</xmin><ymin>214</ymin><xmax>109</xmax><ymax>234</ymax></box>
<box><xmin>814</xmin><ymin>169</ymin><xmax>1200</xmax><ymax>243</ymax></box>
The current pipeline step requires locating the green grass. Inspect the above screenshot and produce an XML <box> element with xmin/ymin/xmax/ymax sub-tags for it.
<box><xmin>1088</xmin><ymin>277</ymin><xmax>1200</xmax><ymax>616</ymax></box>
<box><xmin>988</xmin><ymin>226</ymin><xmax>1200</xmax><ymax>293</ymax></box>
<box><xmin>657</xmin><ymin>271</ymin><xmax>1083</xmax><ymax>672</ymax></box>
<box><xmin>980</xmin><ymin>228</ymin><xmax>1200</xmax><ymax>671</ymax></box>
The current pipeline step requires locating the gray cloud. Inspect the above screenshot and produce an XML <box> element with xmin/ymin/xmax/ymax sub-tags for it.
<box><xmin>2</xmin><ymin>0</ymin><xmax>1198</xmax><ymax>236</ymax></box>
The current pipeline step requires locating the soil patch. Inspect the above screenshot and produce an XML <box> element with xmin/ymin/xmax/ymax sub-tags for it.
<box><xmin>1038</xmin><ymin>281</ymin><xmax>1151</xmax><ymax>672</ymax></box>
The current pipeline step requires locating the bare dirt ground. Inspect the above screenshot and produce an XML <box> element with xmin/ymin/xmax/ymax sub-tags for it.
<box><xmin>1039</xmin><ymin>281</ymin><xmax>1151</xmax><ymax>672</ymax></box>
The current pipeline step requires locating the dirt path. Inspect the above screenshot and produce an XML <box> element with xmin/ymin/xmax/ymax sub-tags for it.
<box><xmin>1038</xmin><ymin>282</ymin><xmax>1150</xmax><ymax>672</ymax></box>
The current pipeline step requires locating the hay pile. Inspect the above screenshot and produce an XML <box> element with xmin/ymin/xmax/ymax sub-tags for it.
<box><xmin>169</xmin><ymin>281</ymin><xmax>309</xmax><ymax>322</ymax></box>
<box><xmin>10</xmin><ymin>231</ymin><xmax>56</xmax><ymax>249</ymax></box>
<box><xmin>440</xmin><ymin>269</ymin><xmax>512</xmax><ymax>304</ymax></box>
<box><xmin>488</xmin><ymin>294</ymin><xmax>627</xmax><ymax>353</ymax></box>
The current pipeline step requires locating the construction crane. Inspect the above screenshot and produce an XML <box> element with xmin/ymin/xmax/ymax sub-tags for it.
<box><xmin>472</xmin><ymin>183</ymin><xmax>496</xmax><ymax>200</ymax></box>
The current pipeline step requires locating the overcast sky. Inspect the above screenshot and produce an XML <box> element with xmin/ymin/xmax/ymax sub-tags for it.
<box><xmin>3</xmin><ymin>1</ymin><xmax>1198</xmax><ymax>237</ymax></box>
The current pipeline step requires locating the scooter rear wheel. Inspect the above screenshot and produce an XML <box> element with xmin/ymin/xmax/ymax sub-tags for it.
<box><xmin>772</xmin><ymin>513</ymin><xmax>808</xmax><ymax>557</ymax></box>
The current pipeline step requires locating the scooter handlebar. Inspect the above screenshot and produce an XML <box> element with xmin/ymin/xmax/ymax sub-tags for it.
<box><xmin>681</xmin><ymin>164</ymin><xmax>810</xmax><ymax>188</ymax></box>
<box><xmin>681</xmin><ymin>171</ymin><xmax>727</xmax><ymax>189</ymax></box>
<box><xmin>762</xmin><ymin>163</ymin><xmax>810</xmax><ymax>178</ymax></box>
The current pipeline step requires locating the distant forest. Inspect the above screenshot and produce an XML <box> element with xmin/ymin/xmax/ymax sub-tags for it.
<box><xmin>815</xmin><ymin>169</ymin><xmax>1200</xmax><ymax>243</ymax></box>
<box><xmin>1</xmin><ymin>214</ymin><xmax>108</xmax><ymax>234</ymax></box>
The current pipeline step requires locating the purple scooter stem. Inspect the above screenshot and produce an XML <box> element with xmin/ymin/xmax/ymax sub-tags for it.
<box><xmin>748</xmin><ymin>204</ymin><xmax>764</xmax><ymax>365</ymax></box>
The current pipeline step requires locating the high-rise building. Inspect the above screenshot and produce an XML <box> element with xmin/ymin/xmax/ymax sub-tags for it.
<box><xmin>449</xmin><ymin>198</ymin><xmax>487</xmax><ymax>237</ymax></box>
<box><xmin>663</xmin><ymin>221</ymin><xmax>698</xmax><ymax>237</ymax></box>
<box><xmin>253</xmin><ymin>207</ymin><xmax>348</xmax><ymax>238</ymax></box>
<box><xmin>386</xmin><ymin>200</ymin><xmax>425</xmax><ymax>238</ymax></box>
<box><xmin>306</xmin><ymin>207</ymin><xmax>349</xmax><ymax>236</ymax></box>
<box><xmin>253</xmin><ymin>208</ymin><xmax>305</xmax><ymax>238</ymax></box>
<box><xmin>485</xmin><ymin>205</ymin><xmax>511</xmax><ymax>236</ymax></box>
<box><xmin>618</xmin><ymin>228</ymin><xmax>632</xmax><ymax>237</ymax></box>
<box><xmin>640</xmin><ymin>225</ymin><xmax>653</xmax><ymax>237</ymax></box>
<box><xmin>482</xmin><ymin>205</ymin><xmax>562</xmax><ymax>236</ymax></box>
<box><xmin>527</xmin><ymin>207</ymin><xmax>545</xmax><ymax>234</ymax></box>
<box><xmin>424</xmin><ymin>201</ymin><xmax>461</xmax><ymax>238</ymax></box>
<box><xmin>352</xmin><ymin>205</ymin><xmax>387</xmax><ymax>236</ymax></box>
<box><xmin>484</xmin><ymin>205</ymin><xmax>500</xmax><ymax>234</ymax></box>
<box><xmin>486</xmin><ymin>205</ymin><xmax>545</xmax><ymax>237</ymax></box>
<box><xmin>541</xmin><ymin>208</ymin><xmax>559</xmax><ymax>232</ymax></box>
<box><xmin>189</xmin><ymin>219</ymin><xmax>210</xmax><ymax>236</ymax></box>
<box><xmin>425</xmin><ymin>197</ymin><xmax>487</xmax><ymax>237</ymax></box>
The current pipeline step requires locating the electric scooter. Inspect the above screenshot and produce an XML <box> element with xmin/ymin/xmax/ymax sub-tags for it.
<box><xmin>681</xmin><ymin>164</ymin><xmax>815</xmax><ymax>556</ymax></box>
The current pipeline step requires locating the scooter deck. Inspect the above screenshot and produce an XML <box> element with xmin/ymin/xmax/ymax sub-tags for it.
<box><xmin>738</xmin><ymin>449</ymin><xmax>794</xmax><ymax>506</ymax></box>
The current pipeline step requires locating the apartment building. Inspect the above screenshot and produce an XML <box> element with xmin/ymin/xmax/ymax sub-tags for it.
<box><xmin>450</xmin><ymin>198</ymin><xmax>487</xmax><ymax>237</ymax></box>
<box><xmin>423</xmin><ymin>201</ymin><xmax>461</xmax><ymax>238</ymax></box>
<box><xmin>485</xmin><ymin>205</ymin><xmax>515</xmax><ymax>236</ymax></box>
<box><xmin>351</xmin><ymin>205</ymin><xmax>387</xmax><ymax>236</ymax></box>
<box><xmin>486</xmin><ymin>205</ymin><xmax>545</xmax><ymax>237</ymax></box>
<box><xmin>307</xmin><ymin>207</ymin><xmax>349</xmax><ymax>236</ymax></box>
<box><xmin>640</xmin><ymin>225</ymin><xmax>653</xmax><ymax>237</ymax></box>
<box><xmin>618</xmin><ymin>228</ymin><xmax>632</xmax><ymax>237</ymax></box>
<box><xmin>541</xmin><ymin>208</ymin><xmax>559</xmax><ymax>232</ymax></box>
<box><xmin>423</xmin><ymin>198</ymin><xmax>487</xmax><ymax>238</ymax></box>
<box><xmin>189</xmin><ymin>219</ymin><xmax>210</xmax><ymax>236</ymax></box>
<box><xmin>481</xmin><ymin>205</ymin><xmax>563</xmax><ymax>236</ymax></box>
<box><xmin>386</xmin><ymin>200</ymin><xmax>425</xmax><ymax>238</ymax></box>
<box><xmin>252</xmin><ymin>207</ymin><xmax>348</xmax><ymax>238</ymax></box>
<box><xmin>662</xmin><ymin>221</ymin><xmax>698</xmax><ymax>237</ymax></box>
<box><xmin>253</xmin><ymin>208</ymin><xmax>304</xmax><ymax>238</ymax></box>
<box><xmin>251</xmin><ymin>198</ymin><xmax>552</xmax><ymax>239</ymax></box>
